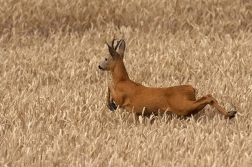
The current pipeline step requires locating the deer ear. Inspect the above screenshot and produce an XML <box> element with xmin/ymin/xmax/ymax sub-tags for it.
<box><xmin>117</xmin><ymin>39</ymin><xmax>126</xmax><ymax>57</ymax></box>
<box><xmin>107</xmin><ymin>43</ymin><xmax>119</xmax><ymax>59</ymax></box>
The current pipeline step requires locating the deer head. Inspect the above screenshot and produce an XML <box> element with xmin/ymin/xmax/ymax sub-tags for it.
<box><xmin>98</xmin><ymin>39</ymin><xmax>126</xmax><ymax>71</ymax></box>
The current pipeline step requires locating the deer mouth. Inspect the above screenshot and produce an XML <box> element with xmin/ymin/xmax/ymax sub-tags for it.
<box><xmin>98</xmin><ymin>65</ymin><xmax>103</xmax><ymax>70</ymax></box>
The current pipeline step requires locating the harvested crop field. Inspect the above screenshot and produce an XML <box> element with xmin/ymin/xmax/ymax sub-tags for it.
<box><xmin>1</xmin><ymin>0</ymin><xmax>252</xmax><ymax>166</ymax></box>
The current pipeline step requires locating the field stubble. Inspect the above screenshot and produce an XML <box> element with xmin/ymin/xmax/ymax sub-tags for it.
<box><xmin>1</xmin><ymin>0</ymin><xmax>252</xmax><ymax>166</ymax></box>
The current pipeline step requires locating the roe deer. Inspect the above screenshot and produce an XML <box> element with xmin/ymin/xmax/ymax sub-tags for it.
<box><xmin>98</xmin><ymin>39</ymin><xmax>237</xmax><ymax>118</ymax></box>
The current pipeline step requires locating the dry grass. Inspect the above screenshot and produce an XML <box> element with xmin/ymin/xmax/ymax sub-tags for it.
<box><xmin>1</xmin><ymin>0</ymin><xmax>252</xmax><ymax>166</ymax></box>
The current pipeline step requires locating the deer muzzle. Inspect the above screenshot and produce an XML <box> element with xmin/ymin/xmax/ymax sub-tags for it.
<box><xmin>98</xmin><ymin>65</ymin><xmax>103</xmax><ymax>70</ymax></box>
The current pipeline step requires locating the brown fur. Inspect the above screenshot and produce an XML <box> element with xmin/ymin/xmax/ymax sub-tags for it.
<box><xmin>99</xmin><ymin>39</ymin><xmax>237</xmax><ymax>118</ymax></box>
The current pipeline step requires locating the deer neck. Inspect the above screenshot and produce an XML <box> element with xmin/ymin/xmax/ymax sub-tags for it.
<box><xmin>111</xmin><ymin>60</ymin><xmax>130</xmax><ymax>84</ymax></box>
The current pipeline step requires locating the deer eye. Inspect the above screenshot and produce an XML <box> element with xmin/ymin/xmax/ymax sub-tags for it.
<box><xmin>105</xmin><ymin>58</ymin><xmax>108</xmax><ymax>61</ymax></box>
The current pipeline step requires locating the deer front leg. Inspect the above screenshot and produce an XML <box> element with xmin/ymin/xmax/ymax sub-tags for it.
<box><xmin>106</xmin><ymin>87</ymin><xmax>111</xmax><ymax>105</ymax></box>
<box><xmin>107</xmin><ymin>85</ymin><xmax>117</xmax><ymax>111</ymax></box>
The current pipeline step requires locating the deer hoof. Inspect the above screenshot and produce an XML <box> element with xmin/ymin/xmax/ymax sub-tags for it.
<box><xmin>107</xmin><ymin>102</ymin><xmax>117</xmax><ymax>111</ymax></box>
<box><xmin>226</xmin><ymin>110</ymin><xmax>237</xmax><ymax>118</ymax></box>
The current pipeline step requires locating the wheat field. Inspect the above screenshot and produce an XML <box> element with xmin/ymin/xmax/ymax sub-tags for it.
<box><xmin>1</xmin><ymin>0</ymin><xmax>252</xmax><ymax>166</ymax></box>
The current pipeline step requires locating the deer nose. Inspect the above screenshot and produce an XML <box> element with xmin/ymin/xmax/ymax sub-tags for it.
<box><xmin>98</xmin><ymin>65</ymin><xmax>103</xmax><ymax>70</ymax></box>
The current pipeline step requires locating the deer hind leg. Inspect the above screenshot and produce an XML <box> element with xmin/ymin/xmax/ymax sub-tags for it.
<box><xmin>188</xmin><ymin>94</ymin><xmax>236</xmax><ymax>118</ymax></box>
<box><xmin>106</xmin><ymin>85</ymin><xmax>117</xmax><ymax>111</ymax></box>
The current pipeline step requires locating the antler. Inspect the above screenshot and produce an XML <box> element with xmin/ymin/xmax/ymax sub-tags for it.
<box><xmin>115</xmin><ymin>39</ymin><xmax>123</xmax><ymax>50</ymax></box>
<box><xmin>111</xmin><ymin>38</ymin><xmax>116</xmax><ymax>49</ymax></box>
<box><xmin>111</xmin><ymin>38</ymin><xmax>123</xmax><ymax>50</ymax></box>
